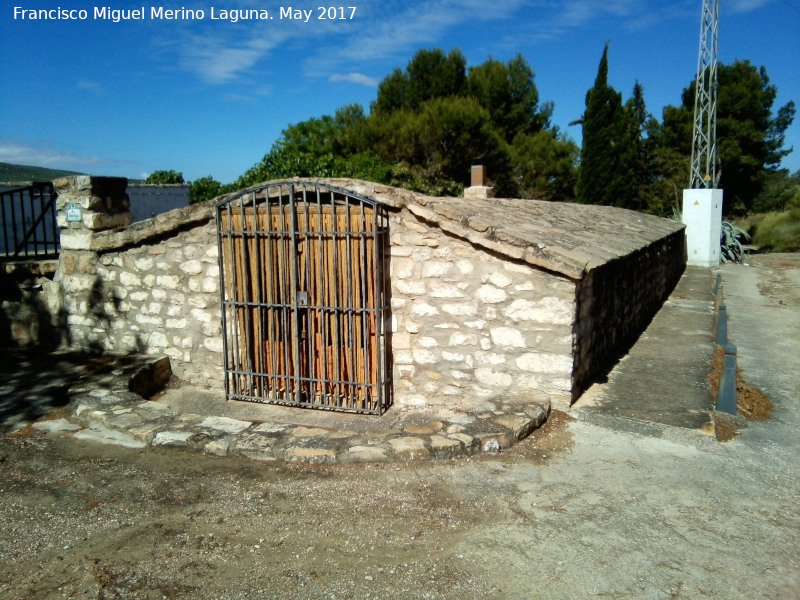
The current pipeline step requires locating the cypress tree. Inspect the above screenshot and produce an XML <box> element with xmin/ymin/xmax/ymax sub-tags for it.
<box><xmin>576</xmin><ymin>43</ymin><xmax>636</xmax><ymax>207</ymax></box>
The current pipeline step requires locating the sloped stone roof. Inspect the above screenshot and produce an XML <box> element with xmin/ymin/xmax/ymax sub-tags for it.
<box><xmin>89</xmin><ymin>177</ymin><xmax>684</xmax><ymax>279</ymax></box>
<box><xmin>313</xmin><ymin>178</ymin><xmax>685</xmax><ymax>280</ymax></box>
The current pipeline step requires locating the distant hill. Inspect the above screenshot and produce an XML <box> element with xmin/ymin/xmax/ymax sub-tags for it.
<box><xmin>0</xmin><ymin>162</ymin><xmax>84</xmax><ymax>184</ymax></box>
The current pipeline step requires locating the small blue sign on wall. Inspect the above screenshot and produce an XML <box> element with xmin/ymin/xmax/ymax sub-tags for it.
<box><xmin>66</xmin><ymin>203</ymin><xmax>82</xmax><ymax>223</ymax></box>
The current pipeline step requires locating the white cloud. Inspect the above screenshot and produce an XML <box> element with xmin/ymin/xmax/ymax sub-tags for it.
<box><xmin>0</xmin><ymin>139</ymin><xmax>130</xmax><ymax>173</ymax></box>
<box><xmin>329</xmin><ymin>73</ymin><xmax>378</xmax><ymax>86</ymax></box>
<box><xmin>502</xmin><ymin>1</ymin><xmax>688</xmax><ymax>47</ymax></box>
<box><xmin>178</xmin><ymin>32</ymin><xmax>290</xmax><ymax>84</ymax></box>
<box><xmin>77</xmin><ymin>78</ymin><xmax>104</xmax><ymax>94</ymax></box>
<box><xmin>730</xmin><ymin>0</ymin><xmax>776</xmax><ymax>13</ymax></box>
<box><xmin>224</xmin><ymin>84</ymin><xmax>275</xmax><ymax>102</ymax></box>
<box><xmin>304</xmin><ymin>0</ymin><xmax>527</xmax><ymax>75</ymax></box>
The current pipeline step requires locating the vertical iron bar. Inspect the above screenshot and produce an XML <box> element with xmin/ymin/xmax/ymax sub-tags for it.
<box><xmin>224</xmin><ymin>202</ymin><xmax>240</xmax><ymax>396</ymax></box>
<box><xmin>331</xmin><ymin>193</ymin><xmax>342</xmax><ymax>408</ymax></box>
<box><xmin>289</xmin><ymin>184</ymin><xmax>303</xmax><ymax>403</ymax></box>
<box><xmin>375</xmin><ymin>205</ymin><xmax>389</xmax><ymax>412</ymax></box>
<box><xmin>316</xmin><ymin>188</ymin><xmax>329</xmax><ymax>405</ymax></box>
<box><xmin>279</xmin><ymin>185</ymin><xmax>293</xmax><ymax>403</ymax></box>
<box><xmin>359</xmin><ymin>199</ymin><xmax>371</xmax><ymax>409</ymax></box>
<box><xmin>374</xmin><ymin>207</ymin><xmax>383</xmax><ymax>412</ymax></box>
<box><xmin>9</xmin><ymin>190</ymin><xmax>19</xmax><ymax>257</ymax></box>
<box><xmin>252</xmin><ymin>191</ymin><xmax>265</xmax><ymax>399</ymax></box>
<box><xmin>344</xmin><ymin>194</ymin><xmax>355</xmax><ymax>408</ymax></box>
<box><xmin>301</xmin><ymin>186</ymin><xmax>314</xmax><ymax>400</ymax></box>
<box><xmin>28</xmin><ymin>187</ymin><xmax>38</xmax><ymax>256</ymax></box>
<box><xmin>265</xmin><ymin>186</ymin><xmax>278</xmax><ymax>400</ymax></box>
<box><xmin>1</xmin><ymin>190</ymin><xmax>9</xmax><ymax>256</ymax></box>
<box><xmin>49</xmin><ymin>184</ymin><xmax>59</xmax><ymax>255</ymax></box>
<box><xmin>215</xmin><ymin>204</ymin><xmax>231</xmax><ymax>399</ymax></box>
<box><xmin>239</xmin><ymin>194</ymin><xmax>255</xmax><ymax>397</ymax></box>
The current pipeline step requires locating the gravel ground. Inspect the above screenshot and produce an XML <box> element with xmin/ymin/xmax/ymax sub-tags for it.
<box><xmin>0</xmin><ymin>414</ymin><xmax>570</xmax><ymax>600</ymax></box>
<box><xmin>2</xmin><ymin>403</ymin><xmax>798</xmax><ymax>600</ymax></box>
<box><xmin>1</xmin><ymin>255</ymin><xmax>798</xmax><ymax>600</ymax></box>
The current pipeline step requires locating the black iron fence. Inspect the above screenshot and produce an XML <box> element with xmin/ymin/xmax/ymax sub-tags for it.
<box><xmin>0</xmin><ymin>182</ymin><xmax>59</xmax><ymax>259</ymax></box>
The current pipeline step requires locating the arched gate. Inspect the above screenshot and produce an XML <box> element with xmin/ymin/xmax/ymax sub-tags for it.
<box><xmin>216</xmin><ymin>182</ymin><xmax>391</xmax><ymax>414</ymax></box>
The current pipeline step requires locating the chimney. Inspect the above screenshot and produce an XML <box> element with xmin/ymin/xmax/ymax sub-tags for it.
<box><xmin>471</xmin><ymin>165</ymin><xmax>486</xmax><ymax>187</ymax></box>
<box><xmin>464</xmin><ymin>164</ymin><xmax>495</xmax><ymax>199</ymax></box>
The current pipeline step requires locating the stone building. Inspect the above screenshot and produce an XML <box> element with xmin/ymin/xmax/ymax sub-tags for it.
<box><xmin>1</xmin><ymin>176</ymin><xmax>685</xmax><ymax>414</ymax></box>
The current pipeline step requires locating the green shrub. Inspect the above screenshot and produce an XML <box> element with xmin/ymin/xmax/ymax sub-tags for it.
<box><xmin>721</xmin><ymin>221</ymin><xmax>750</xmax><ymax>263</ymax></box>
<box><xmin>739</xmin><ymin>209</ymin><xmax>800</xmax><ymax>253</ymax></box>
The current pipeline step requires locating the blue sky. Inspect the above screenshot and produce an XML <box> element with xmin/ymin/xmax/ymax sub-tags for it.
<box><xmin>1</xmin><ymin>0</ymin><xmax>798</xmax><ymax>184</ymax></box>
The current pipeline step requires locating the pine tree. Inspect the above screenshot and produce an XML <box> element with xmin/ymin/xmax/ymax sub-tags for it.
<box><xmin>624</xmin><ymin>81</ymin><xmax>658</xmax><ymax>211</ymax></box>
<box><xmin>659</xmin><ymin>60</ymin><xmax>796</xmax><ymax>214</ymax></box>
<box><xmin>575</xmin><ymin>44</ymin><xmax>636</xmax><ymax>207</ymax></box>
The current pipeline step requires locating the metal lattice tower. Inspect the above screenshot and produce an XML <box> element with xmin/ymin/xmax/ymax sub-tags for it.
<box><xmin>689</xmin><ymin>0</ymin><xmax>720</xmax><ymax>189</ymax></box>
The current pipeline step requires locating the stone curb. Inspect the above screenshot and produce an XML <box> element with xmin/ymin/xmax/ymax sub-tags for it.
<box><xmin>31</xmin><ymin>356</ymin><xmax>551</xmax><ymax>464</ymax></box>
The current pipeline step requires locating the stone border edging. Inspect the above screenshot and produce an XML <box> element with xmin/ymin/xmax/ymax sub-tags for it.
<box><xmin>58</xmin><ymin>356</ymin><xmax>550</xmax><ymax>464</ymax></box>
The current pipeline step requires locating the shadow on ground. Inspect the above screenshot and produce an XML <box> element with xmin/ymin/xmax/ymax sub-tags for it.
<box><xmin>0</xmin><ymin>348</ymin><xmax>113</xmax><ymax>432</ymax></box>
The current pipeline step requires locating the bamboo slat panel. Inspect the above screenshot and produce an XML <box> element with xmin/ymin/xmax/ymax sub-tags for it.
<box><xmin>220</xmin><ymin>201</ymin><xmax>380</xmax><ymax>411</ymax></box>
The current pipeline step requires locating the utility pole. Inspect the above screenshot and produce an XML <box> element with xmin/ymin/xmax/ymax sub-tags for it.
<box><xmin>683</xmin><ymin>0</ymin><xmax>723</xmax><ymax>267</ymax></box>
<box><xmin>689</xmin><ymin>0</ymin><xmax>720</xmax><ymax>188</ymax></box>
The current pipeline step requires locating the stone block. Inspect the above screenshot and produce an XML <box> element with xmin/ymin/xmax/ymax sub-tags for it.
<box><xmin>180</xmin><ymin>259</ymin><xmax>204</xmax><ymax>274</ymax></box>
<box><xmin>205</xmin><ymin>438</ymin><xmax>232</xmax><ymax>456</ymax></box>
<box><xmin>474</xmin><ymin>433</ymin><xmax>512</xmax><ymax>452</ymax></box>
<box><xmin>128</xmin><ymin>357</ymin><xmax>172</xmax><ymax>399</ymax></box>
<box><xmin>74</xmin><ymin>425</ymin><xmax>147</xmax><ymax>449</ymax></box>
<box><xmin>290</xmin><ymin>426</ymin><xmax>329</xmax><ymax>438</ymax></box>
<box><xmin>428</xmin><ymin>281</ymin><xmax>464</xmax><ymax>298</ymax></box>
<box><xmin>516</xmin><ymin>352</ymin><xmax>572</xmax><ymax>374</ymax></box>
<box><xmin>474</xmin><ymin>368</ymin><xmax>513</xmax><ymax>388</ymax></box>
<box><xmin>60</xmin><ymin>230</ymin><xmax>94</xmax><ymax>250</ymax></box>
<box><xmin>475</xmin><ymin>285</ymin><xmax>507</xmax><ymax>304</ymax></box>
<box><xmin>488</xmin><ymin>271</ymin><xmax>513</xmax><ymax>288</ymax></box>
<box><xmin>203</xmin><ymin>337</ymin><xmax>223</xmax><ymax>353</ymax></box>
<box><xmin>403</xmin><ymin>422</ymin><xmax>443</xmax><ymax>435</ymax></box>
<box><xmin>32</xmin><ymin>419</ymin><xmax>81</xmax><ymax>433</ymax></box>
<box><xmin>388</xmin><ymin>437</ymin><xmax>430</xmax><ymax>460</ymax></box>
<box><xmin>430</xmin><ymin>435</ymin><xmax>462</xmax><ymax>455</ymax></box>
<box><xmin>411</xmin><ymin>302</ymin><xmax>438</xmax><ymax>317</ymax></box>
<box><xmin>231</xmin><ymin>433</ymin><xmax>278</xmax><ymax>462</ymax></box>
<box><xmin>285</xmin><ymin>447</ymin><xmax>336</xmax><ymax>464</ymax></box>
<box><xmin>489</xmin><ymin>327</ymin><xmax>526</xmax><ymax>348</ymax></box>
<box><xmin>199</xmin><ymin>416</ymin><xmax>252</xmax><ymax>434</ymax></box>
<box><xmin>494</xmin><ymin>415</ymin><xmax>538</xmax><ymax>441</ymax></box>
<box><xmin>342</xmin><ymin>445</ymin><xmax>389</xmax><ymax>463</ymax></box>
<box><xmin>83</xmin><ymin>211</ymin><xmax>132</xmax><ymax>230</ymax></box>
<box><xmin>153</xmin><ymin>431</ymin><xmax>193</xmax><ymax>446</ymax></box>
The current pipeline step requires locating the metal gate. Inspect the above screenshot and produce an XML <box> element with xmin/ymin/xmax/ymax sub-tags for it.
<box><xmin>0</xmin><ymin>182</ymin><xmax>59</xmax><ymax>259</ymax></box>
<box><xmin>216</xmin><ymin>182</ymin><xmax>391</xmax><ymax>414</ymax></box>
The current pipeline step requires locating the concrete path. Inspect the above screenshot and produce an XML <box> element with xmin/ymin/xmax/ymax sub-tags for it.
<box><xmin>716</xmin><ymin>253</ymin><xmax>800</xmax><ymax>470</ymax></box>
<box><xmin>462</xmin><ymin>253</ymin><xmax>800</xmax><ymax>599</ymax></box>
<box><xmin>573</xmin><ymin>266</ymin><xmax>717</xmax><ymax>438</ymax></box>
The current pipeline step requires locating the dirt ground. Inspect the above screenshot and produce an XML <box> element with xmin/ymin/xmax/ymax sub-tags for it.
<box><xmin>2</xmin><ymin>254</ymin><xmax>798</xmax><ymax>600</ymax></box>
<box><xmin>0</xmin><ymin>414</ymin><xmax>573</xmax><ymax>600</ymax></box>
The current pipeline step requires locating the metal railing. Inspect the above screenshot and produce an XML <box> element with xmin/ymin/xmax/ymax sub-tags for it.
<box><xmin>0</xmin><ymin>182</ymin><xmax>59</xmax><ymax>259</ymax></box>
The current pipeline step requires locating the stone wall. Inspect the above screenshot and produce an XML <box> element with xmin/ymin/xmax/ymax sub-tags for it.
<box><xmin>0</xmin><ymin>260</ymin><xmax>63</xmax><ymax>348</ymax></box>
<box><xmin>37</xmin><ymin>176</ymin><xmax>223</xmax><ymax>387</ymax></box>
<box><xmin>388</xmin><ymin>208</ymin><xmax>575</xmax><ymax>410</ymax></box>
<box><xmin>573</xmin><ymin>230</ymin><xmax>686</xmax><ymax>396</ymax></box>
<box><xmin>60</xmin><ymin>221</ymin><xmax>224</xmax><ymax>387</ymax></box>
<box><xmin>0</xmin><ymin>176</ymin><xmax>687</xmax><ymax>411</ymax></box>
